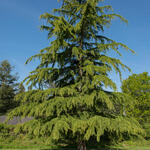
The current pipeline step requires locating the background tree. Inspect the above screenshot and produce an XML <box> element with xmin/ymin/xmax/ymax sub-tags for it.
<box><xmin>9</xmin><ymin>0</ymin><xmax>143</xmax><ymax>149</ymax></box>
<box><xmin>122</xmin><ymin>72</ymin><xmax>150</xmax><ymax>138</ymax></box>
<box><xmin>18</xmin><ymin>83</ymin><xmax>25</xmax><ymax>94</ymax></box>
<box><xmin>0</xmin><ymin>60</ymin><xmax>19</xmax><ymax>114</ymax></box>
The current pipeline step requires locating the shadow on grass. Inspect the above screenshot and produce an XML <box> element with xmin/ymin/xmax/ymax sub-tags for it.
<box><xmin>41</xmin><ymin>148</ymin><xmax>123</xmax><ymax>150</ymax></box>
<box><xmin>0</xmin><ymin>145</ymin><xmax>123</xmax><ymax>150</ymax></box>
<box><xmin>42</xmin><ymin>146</ymin><xmax>123</xmax><ymax>150</ymax></box>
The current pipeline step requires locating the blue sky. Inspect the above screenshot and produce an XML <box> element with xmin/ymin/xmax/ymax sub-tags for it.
<box><xmin>0</xmin><ymin>0</ymin><xmax>150</xmax><ymax>91</ymax></box>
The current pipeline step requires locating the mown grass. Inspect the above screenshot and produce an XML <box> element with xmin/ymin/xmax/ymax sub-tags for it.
<box><xmin>0</xmin><ymin>136</ymin><xmax>56</xmax><ymax>150</ymax></box>
<box><xmin>0</xmin><ymin>146</ymin><xmax>150</xmax><ymax>150</ymax></box>
<box><xmin>0</xmin><ymin>132</ymin><xmax>150</xmax><ymax>150</ymax></box>
<box><xmin>112</xmin><ymin>139</ymin><xmax>150</xmax><ymax>150</ymax></box>
<box><xmin>0</xmin><ymin>141</ymin><xmax>150</xmax><ymax>150</ymax></box>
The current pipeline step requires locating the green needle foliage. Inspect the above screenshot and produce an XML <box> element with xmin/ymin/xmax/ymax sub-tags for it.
<box><xmin>9</xmin><ymin>0</ymin><xmax>143</xmax><ymax>149</ymax></box>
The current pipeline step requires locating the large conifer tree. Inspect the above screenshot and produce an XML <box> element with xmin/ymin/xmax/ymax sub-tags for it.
<box><xmin>9</xmin><ymin>0</ymin><xmax>143</xmax><ymax>149</ymax></box>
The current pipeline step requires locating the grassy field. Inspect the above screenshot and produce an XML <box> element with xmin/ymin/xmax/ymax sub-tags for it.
<box><xmin>0</xmin><ymin>137</ymin><xmax>56</xmax><ymax>150</ymax></box>
<box><xmin>122</xmin><ymin>147</ymin><xmax>150</xmax><ymax>150</ymax></box>
<box><xmin>0</xmin><ymin>134</ymin><xmax>150</xmax><ymax>150</ymax></box>
<box><xmin>0</xmin><ymin>146</ymin><xmax>150</xmax><ymax>150</ymax></box>
<box><xmin>0</xmin><ymin>142</ymin><xmax>150</xmax><ymax>150</ymax></box>
<box><xmin>112</xmin><ymin>140</ymin><xmax>150</xmax><ymax>150</ymax></box>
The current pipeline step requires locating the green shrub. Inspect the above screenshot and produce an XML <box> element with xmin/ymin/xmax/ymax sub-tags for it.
<box><xmin>0</xmin><ymin>123</ymin><xmax>13</xmax><ymax>139</ymax></box>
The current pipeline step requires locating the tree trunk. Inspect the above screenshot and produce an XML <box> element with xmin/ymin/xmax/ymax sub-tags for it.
<box><xmin>77</xmin><ymin>141</ymin><xmax>86</xmax><ymax>150</ymax></box>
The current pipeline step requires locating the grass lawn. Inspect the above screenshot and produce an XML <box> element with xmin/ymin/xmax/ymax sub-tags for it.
<box><xmin>115</xmin><ymin>146</ymin><xmax>150</xmax><ymax>150</ymax></box>
<box><xmin>0</xmin><ymin>143</ymin><xmax>150</xmax><ymax>150</ymax></box>
<box><xmin>0</xmin><ymin>138</ymin><xmax>56</xmax><ymax>150</ymax></box>
<box><xmin>123</xmin><ymin>147</ymin><xmax>150</xmax><ymax>150</ymax></box>
<box><xmin>112</xmin><ymin>140</ymin><xmax>150</xmax><ymax>150</ymax></box>
<box><xmin>0</xmin><ymin>135</ymin><xmax>150</xmax><ymax>150</ymax></box>
<box><xmin>0</xmin><ymin>147</ymin><xmax>150</xmax><ymax>150</ymax></box>
<box><xmin>0</xmin><ymin>142</ymin><xmax>52</xmax><ymax>150</ymax></box>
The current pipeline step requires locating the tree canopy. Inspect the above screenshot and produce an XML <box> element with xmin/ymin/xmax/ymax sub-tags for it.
<box><xmin>0</xmin><ymin>60</ymin><xmax>18</xmax><ymax>114</ymax></box>
<box><xmin>9</xmin><ymin>0</ymin><xmax>143</xmax><ymax>149</ymax></box>
<box><xmin>122</xmin><ymin>72</ymin><xmax>150</xmax><ymax>138</ymax></box>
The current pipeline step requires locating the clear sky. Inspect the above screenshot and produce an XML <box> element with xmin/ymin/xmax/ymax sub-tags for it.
<box><xmin>0</xmin><ymin>0</ymin><xmax>150</xmax><ymax>91</ymax></box>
